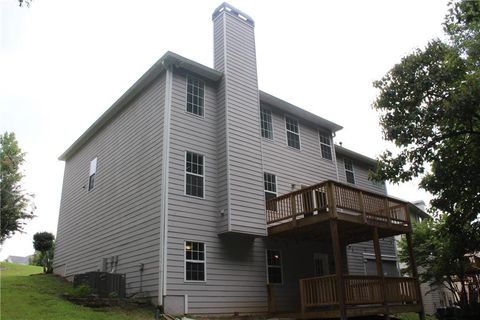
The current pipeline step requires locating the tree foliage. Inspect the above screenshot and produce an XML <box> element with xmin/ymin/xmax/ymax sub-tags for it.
<box><xmin>398</xmin><ymin>216</ymin><xmax>480</xmax><ymax>307</ymax></box>
<box><xmin>372</xmin><ymin>0</ymin><xmax>480</xmax><ymax>227</ymax></box>
<box><xmin>33</xmin><ymin>231</ymin><xmax>55</xmax><ymax>273</ymax></box>
<box><xmin>0</xmin><ymin>132</ymin><xmax>35</xmax><ymax>243</ymax></box>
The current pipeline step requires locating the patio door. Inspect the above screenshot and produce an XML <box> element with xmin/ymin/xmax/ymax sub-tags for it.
<box><xmin>313</xmin><ymin>253</ymin><xmax>329</xmax><ymax>276</ymax></box>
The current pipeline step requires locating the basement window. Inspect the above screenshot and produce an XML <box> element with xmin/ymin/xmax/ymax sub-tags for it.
<box><xmin>267</xmin><ymin>249</ymin><xmax>283</xmax><ymax>284</ymax></box>
<box><xmin>185</xmin><ymin>241</ymin><xmax>206</xmax><ymax>281</ymax></box>
<box><xmin>186</xmin><ymin>75</ymin><xmax>204</xmax><ymax>117</ymax></box>
<box><xmin>88</xmin><ymin>157</ymin><xmax>97</xmax><ymax>191</ymax></box>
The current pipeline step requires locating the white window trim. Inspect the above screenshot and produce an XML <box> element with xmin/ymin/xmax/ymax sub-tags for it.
<box><xmin>184</xmin><ymin>150</ymin><xmax>206</xmax><ymax>199</ymax></box>
<box><xmin>264</xmin><ymin>172</ymin><xmax>277</xmax><ymax>197</ymax></box>
<box><xmin>266</xmin><ymin>249</ymin><xmax>283</xmax><ymax>285</ymax></box>
<box><xmin>344</xmin><ymin>158</ymin><xmax>356</xmax><ymax>185</ymax></box>
<box><xmin>185</xmin><ymin>74</ymin><xmax>205</xmax><ymax>118</ymax></box>
<box><xmin>284</xmin><ymin>115</ymin><xmax>301</xmax><ymax>150</ymax></box>
<box><xmin>184</xmin><ymin>240</ymin><xmax>207</xmax><ymax>283</ymax></box>
<box><xmin>318</xmin><ymin>130</ymin><xmax>333</xmax><ymax>161</ymax></box>
<box><xmin>260</xmin><ymin>106</ymin><xmax>274</xmax><ymax>140</ymax></box>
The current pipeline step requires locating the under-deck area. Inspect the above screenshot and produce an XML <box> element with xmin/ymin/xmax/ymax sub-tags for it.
<box><xmin>265</xmin><ymin>180</ymin><xmax>425</xmax><ymax>320</ymax></box>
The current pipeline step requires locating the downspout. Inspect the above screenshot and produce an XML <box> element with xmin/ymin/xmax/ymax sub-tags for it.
<box><xmin>158</xmin><ymin>63</ymin><xmax>173</xmax><ymax>307</ymax></box>
<box><xmin>332</xmin><ymin>132</ymin><xmax>340</xmax><ymax>181</ymax></box>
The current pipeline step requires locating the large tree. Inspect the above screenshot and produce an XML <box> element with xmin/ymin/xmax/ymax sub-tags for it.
<box><xmin>0</xmin><ymin>132</ymin><xmax>35</xmax><ymax>242</ymax></box>
<box><xmin>372</xmin><ymin>0</ymin><xmax>480</xmax><ymax>227</ymax></box>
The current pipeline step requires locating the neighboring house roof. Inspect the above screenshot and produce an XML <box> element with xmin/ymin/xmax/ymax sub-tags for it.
<box><xmin>6</xmin><ymin>255</ymin><xmax>29</xmax><ymax>264</ymax></box>
<box><xmin>59</xmin><ymin>51</ymin><xmax>343</xmax><ymax>161</ymax></box>
<box><xmin>335</xmin><ymin>144</ymin><xmax>378</xmax><ymax>167</ymax></box>
<box><xmin>408</xmin><ymin>203</ymin><xmax>430</xmax><ymax>220</ymax></box>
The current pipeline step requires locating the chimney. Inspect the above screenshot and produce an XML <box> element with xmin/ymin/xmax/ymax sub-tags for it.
<box><xmin>212</xmin><ymin>3</ymin><xmax>265</xmax><ymax>236</ymax></box>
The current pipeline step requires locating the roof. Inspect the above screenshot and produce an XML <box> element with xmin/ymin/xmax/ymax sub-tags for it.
<box><xmin>334</xmin><ymin>144</ymin><xmax>378</xmax><ymax>167</ymax></box>
<box><xmin>59</xmin><ymin>52</ymin><xmax>342</xmax><ymax>160</ymax></box>
<box><xmin>6</xmin><ymin>255</ymin><xmax>29</xmax><ymax>264</ymax></box>
<box><xmin>259</xmin><ymin>91</ymin><xmax>343</xmax><ymax>133</ymax></box>
<box><xmin>59</xmin><ymin>52</ymin><xmax>222</xmax><ymax>161</ymax></box>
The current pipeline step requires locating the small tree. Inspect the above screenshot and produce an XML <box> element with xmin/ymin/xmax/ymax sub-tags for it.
<box><xmin>398</xmin><ymin>216</ymin><xmax>480</xmax><ymax>308</ymax></box>
<box><xmin>33</xmin><ymin>232</ymin><xmax>55</xmax><ymax>273</ymax></box>
<box><xmin>1</xmin><ymin>132</ymin><xmax>35</xmax><ymax>242</ymax></box>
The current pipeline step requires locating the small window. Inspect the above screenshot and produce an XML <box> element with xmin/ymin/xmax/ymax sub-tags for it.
<box><xmin>267</xmin><ymin>249</ymin><xmax>282</xmax><ymax>284</ymax></box>
<box><xmin>88</xmin><ymin>157</ymin><xmax>97</xmax><ymax>191</ymax></box>
<box><xmin>260</xmin><ymin>107</ymin><xmax>273</xmax><ymax>139</ymax></box>
<box><xmin>264</xmin><ymin>172</ymin><xmax>277</xmax><ymax>204</ymax></box>
<box><xmin>319</xmin><ymin>130</ymin><xmax>332</xmax><ymax>160</ymax></box>
<box><xmin>186</xmin><ymin>75</ymin><xmax>204</xmax><ymax>117</ymax></box>
<box><xmin>285</xmin><ymin>116</ymin><xmax>300</xmax><ymax>149</ymax></box>
<box><xmin>185</xmin><ymin>151</ymin><xmax>204</xmax><ymax>198</ymax></box>
<box><xmin>185</xmin><ymin>241</ymin><xmax>206</xmax><ymax>281</ymax></box>
<box><xmin>344</xmin><ymin>159</ymin><xmax>355</xmax><ymax>184</ymax></box>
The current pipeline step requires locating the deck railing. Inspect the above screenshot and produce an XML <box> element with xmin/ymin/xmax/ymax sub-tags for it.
<box><xmin>344</xmin><ymin>275</ymin><xmax>383</xmax><ymax>305</ymax></box>
<box><xmin>300</xmin><ymin>275</ymin><xmax>420</xmax><ymax>311</ymax></box>
<box><xmin>266</xmin><ymin>180</ymin><xmax>409</xmax><ymax>228</ymax></box>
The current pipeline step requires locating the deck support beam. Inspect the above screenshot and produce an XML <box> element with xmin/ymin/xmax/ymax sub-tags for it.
<box><xmin>330</xmin><ymin>219</ymin><xmax>347</xmax><ymax>320</ymax></box>
<box><xmin>406</xmin><ymin>232</ymin><xmax>426</xmax><ymax>320</ymax></box>
<box><xmin>373</xmin><ymin>227</ymin><xmax>390</xmax><ymax>320</ymax></box>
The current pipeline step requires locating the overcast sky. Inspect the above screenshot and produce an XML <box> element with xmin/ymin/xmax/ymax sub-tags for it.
<box><xmin>0</xmin><ymin>0</ymin><xmax>449</xmax><ymax>259</ymax></box>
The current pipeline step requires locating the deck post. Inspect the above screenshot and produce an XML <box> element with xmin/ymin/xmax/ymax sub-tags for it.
<box><xmin>299</xmin><ymin>279</ymin><xmax>306</xmax><ymax>314</ymax></box>
<box><xmin>373</xmin><ymin>227</ymin><xmax>390</xmax><ymax>320</ymax></box>
<box><xmin>330</xmin><ymin>218</ymin><xmax>347</xmax><ymax>320</ymax></box>
<box><xmin>406</xmin><ymin>232</ymin><xmax>425</xmax><ymax>320</ymax></box>
<box><xmin>290</xmin><ymin>194</ymin><xmax>297</xmax><ymax>228</ymax></box>
<box><xmin>327</xmin><ymin>182</ymin><xmax>338</xmax><ymax>218</ymax></box>
<box><xmin>359</xmin><ymin>191</ymin><xmax>367</xmax><ymax>223</ymax></box>
<box><xmin>384</xmin><ymin>198</ymin><xmax>391</xmax><ymax>226</ymax></box>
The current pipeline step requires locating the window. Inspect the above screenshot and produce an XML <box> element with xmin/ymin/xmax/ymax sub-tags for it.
<box><xmin>264</xmin><ymin>172</ymin><xmax>277</xmax><ymax>206</ymax></box>
<box><xmin>185</xmin><ymin>241</ymin><xmax>206</xmax><ymax>281</ymax></box>
<box><xmin>260</xmin><ymin>107</ymin><xmax>273</xmax><ymax>139</ymax></box>
<box><xmin>319</xmin><ymin>130</ymin><xmax>332</xmax><ymax>160</ymax></box>
<box><xmin>185</xmin><ymin>151</ymin><xmax>204</xmax><ymax>198</ymax></box>
<box><xmin>88</xmin><ymin>157</ymin><xmax>97</xmax><ymax>191</ymax></box>
<box><xmin>186</xmin><ymin>75</ymin><xmax>204</xmax><ymax>116</ymax></box>
<box><xmin>344</xmin><ymin>159</ymin><xmax>355</xmax><ymax>184</ymax></box>
<box><xmin>267</xmin><ymin>249</ymin><xmax>282</xmax><ymax>284</ymax></box>
<box><xmin>285</xmin><ymin>116</ymin><xmax>300</xmax><ymax>149</ymax></box>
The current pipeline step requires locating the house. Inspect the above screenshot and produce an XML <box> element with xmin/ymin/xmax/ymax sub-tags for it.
<box><xmin>53</xmin><ymin>3</ymin><xmax>424</xmax><ymax>319</ymax></box>
<box><xmin>5</xmin><ymin>255</ymin><xmax>30</xmax><ymax>265</ymax></box>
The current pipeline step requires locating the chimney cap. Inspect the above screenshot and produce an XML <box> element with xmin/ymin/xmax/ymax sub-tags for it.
<box><xmin>212</xmin><ymin>2</ymin><xmax>255</xmax><ymax>26</ymax></box>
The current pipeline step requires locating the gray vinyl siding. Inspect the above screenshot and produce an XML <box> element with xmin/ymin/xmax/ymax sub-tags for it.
<box><xmin>165</xmin><ymin>70</ymin><xmax>268</xmax><ymax>314</ymax></box>
<box><xmin>262</xmin><ymin>106</ymin><xmax>338</xmax><ymax>194</ymax></box>
<box><xmin>346</xmin><ymin>236</ymin><xmax>399</xmax><ymax>275</ymax></box>
<box><xmin>53</xmin><ymin>74</ymin><xmax>166</xmax><ymax>298</ymax></box>
<box><xmin>336</xmin><ymin>155</ymin><xmax>386</xmax><ymax>194</ymax></box>
<box><xmin>213</xmin><ymin>11</ymin><xmax>266</xmax><ymax>237</ymax></box>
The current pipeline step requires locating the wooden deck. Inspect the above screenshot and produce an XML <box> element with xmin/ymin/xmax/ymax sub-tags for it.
<box><xmin>265</xmin><ymin>181</ymin><xmax>425</xmax><ymax>320</ymax></box>
<box><xmin>266</xmin><ymin>180</ymin><xmax>411</xmax><ymax>242</ymax></box>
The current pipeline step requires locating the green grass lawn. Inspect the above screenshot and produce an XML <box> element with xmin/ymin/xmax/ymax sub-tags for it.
<box><xmin>395</xmin><ymin>312</ymin><xmax>435</xmax><ymax>320</ymax></box>
<box><xmin>0</xmin><ymin>262</ymin><xmax>155</xmax><ymax>320</ymax></box>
